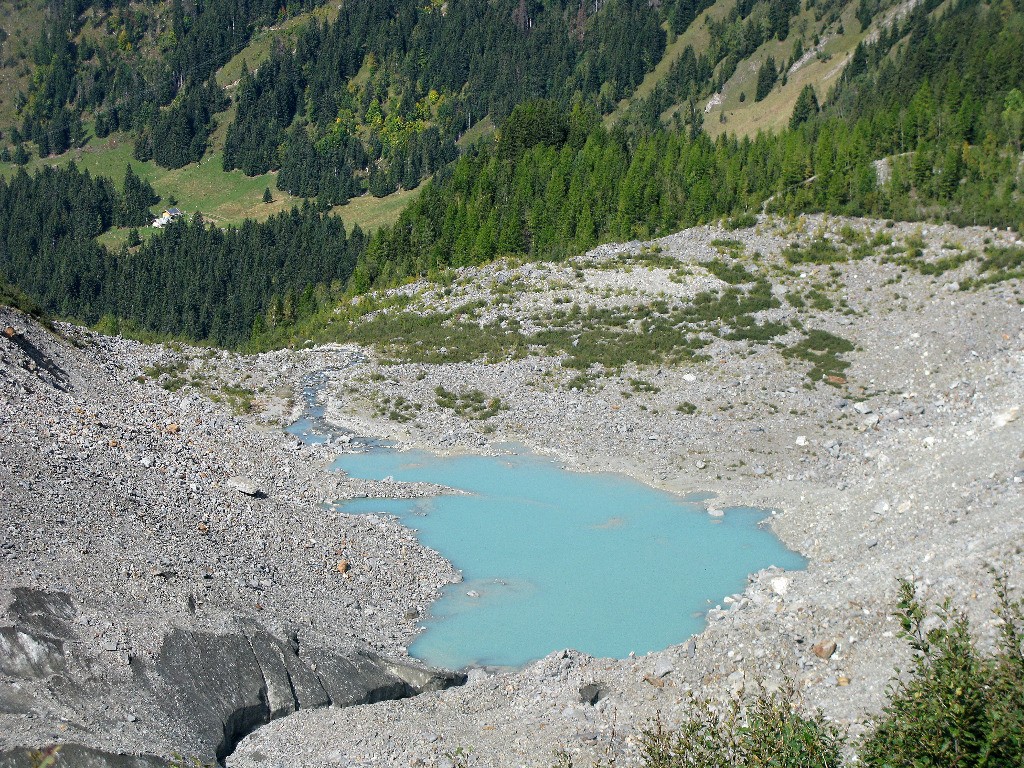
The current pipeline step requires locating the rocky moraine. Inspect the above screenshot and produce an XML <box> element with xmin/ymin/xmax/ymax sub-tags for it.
<box><xmin>1</xmin><ymin>214</ymin><xmax>1023</xmax><ymax>767</ymax></box>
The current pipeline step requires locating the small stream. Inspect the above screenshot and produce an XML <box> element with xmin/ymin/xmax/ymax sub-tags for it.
<box><xmin>289</xmin><ymin>375</ymin><xmax>804</xmax><ymax>670</ymax></box>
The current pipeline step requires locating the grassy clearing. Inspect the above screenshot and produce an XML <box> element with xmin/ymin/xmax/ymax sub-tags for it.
<box><xmin>95</xmin><ymin>225</ymin><xmax>159</xmax><ymax>251</ymax></box>
<box><xmin>0</xmin><ymin>134</ymin><xmax>302</xmax><ymax>225</ymax></box>
<box><xmin>609</xmin><ymin>0</ymin><xmax>727</xmax><ymax>124</ymax></box>
<box><xmin>330</xmin><ymin>186</ymin><xmax>424</xmax><ymax>233</ymax></box>
<box><xmin>704</xmin><ymin>3</ymin><xmax>867</xmax><ymax>138</ymax></box>
<box><xmin>0</xmin><ymin>130</ymin><xmax>420</xmax><ymax>231</ymax></box>
<box><xmin>457</xmin><ymin>115</ymin><xmax>496</xmax><ymax>148</ymax></box>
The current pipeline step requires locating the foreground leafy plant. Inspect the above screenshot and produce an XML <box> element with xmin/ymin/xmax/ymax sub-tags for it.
<box><xmin>639</xmin><ymin>684</ymin><xmax>843</xmax><ymax>768</ymax></box>
<box><xmin>860</xmin><ymin>575</ymin><xmax>1024</xmax><ymax>767</ymax></box>
<box><xmin>629</xmin><ymin>575</ymin><xmax>1023</xmax><ymax>768</ymax></box>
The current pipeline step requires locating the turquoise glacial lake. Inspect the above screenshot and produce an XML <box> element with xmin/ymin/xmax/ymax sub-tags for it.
<box><xmin>327</xmin><ymin>447</ymin><xmax>805</xmax><ymax>670</ymax></box>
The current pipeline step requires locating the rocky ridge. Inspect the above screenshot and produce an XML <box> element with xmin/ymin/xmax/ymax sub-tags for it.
<box><xmin>0</xmin><ymin>315</ymin><xmax>464</xmax><ymax>766</ymax></box>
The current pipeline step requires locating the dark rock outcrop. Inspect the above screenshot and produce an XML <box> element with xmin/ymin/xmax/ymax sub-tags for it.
<box><xmin>0</xmin><ymin>744</ymin><xmax>166</xmax><ymax>768</ymax></box>
<box><xmin>1</xmin><ymin>589</ymin><xmax>466</xmax><ymax>767</ymax></box>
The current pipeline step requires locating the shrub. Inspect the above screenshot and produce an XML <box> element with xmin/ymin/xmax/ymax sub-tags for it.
<box><xmin>631</xmin><ymin>576</ymin><xmax>1024</xmax><ymax>768</ymax></box>
<box><xmin>639</xmin><ymin>684</ymin><xmax>844</xmax><ymax>768</ymax></box>
<box><xmin>702</xmin><ymin>258</ymin><xmax>756</xmax><ymax>285</ymax></box>
<box><xmin>0</xmin><ymin>275</ymin><xmax>47</xmax><ymax>320</ymax></box>
<box><xmin>724</xmin><ymin>212</ymin><xmax>758</xmax><ymax>230</ymax></box>
<box><xmin>782</xmin><ymin>329</ymin><xmax>854</xmax><ymax>382</ymax></box>
<box><xmin>783</xmin><ymin>238</ymin><xmax>847</xmax><ymax>264</ymax></box>
<box><xmin>860</xmin><ymin>576</ymin><xmax>1024</xmax><ymax>767</ymax></box>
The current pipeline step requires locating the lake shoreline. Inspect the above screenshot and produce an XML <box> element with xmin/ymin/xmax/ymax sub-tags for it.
<box><xmin>232</xmin><ymin>214</ymin><xmax>1024</xmax><ymax>766</ymax></box>
<box><xmin>2</xmin><ymin>213</ymin><xmax>1020</xmax><ymax>768</ymax></box>
<box><xmin>325</xmin><ymin>443</ymin><xmax>803</xmax><ymax>670</ymax></box>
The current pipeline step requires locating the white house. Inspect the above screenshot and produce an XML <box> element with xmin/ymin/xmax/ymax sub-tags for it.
<box><xmin>151</xmin><ymin>207</ymin><xmax>184</xmax><ymax>228</ymax></box>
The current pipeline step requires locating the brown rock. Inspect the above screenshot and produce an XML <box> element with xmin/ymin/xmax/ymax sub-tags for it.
<box><xmin>837</xmin><ymin>676</ymin><xmax>851</xmax><ymax>686</ymax></box>
<box><xmin>812</xmin><ymin>640</ymin><xmax>837</xmax><ymax>660</ymax></box>
<box><xmin>336</xmin><ymin>559</ymin><xmax>350</xmax><ymax>574</ymax></box>
<box><xmin>165</xmin><ymin>423</ymin><xmax>180</xmax><ymax>434</ymax></box>
<box><xmin>643</xmin><ymin>674</ymin><xmax>665</xmax><ymax>688</ymax></box>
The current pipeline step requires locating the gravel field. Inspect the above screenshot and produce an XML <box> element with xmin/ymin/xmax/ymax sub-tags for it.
<box><xmin>0</xmin><ymin>316</ymin><xmax>460</xmax><ymax>764</ymax></box>
<box><xmin>2</xmin><ymin>214</ymin><xmax>1023</xmax><ymax>767</ymax></box>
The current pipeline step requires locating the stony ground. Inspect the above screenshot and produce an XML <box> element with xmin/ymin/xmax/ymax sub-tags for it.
<box><xmin>0</xmin><ymin>313</ymin><xmax>458</xmax><ymax>761</ymax></box>
<box><xmin>232</xmin><ymin>215</ymin><xmax>1024</xmax><ymax>767</ymax></box>
<box><xmin>2</xmin><ymin>214</ymin><xmax>1023</xmax><ymax>767</ymax></box>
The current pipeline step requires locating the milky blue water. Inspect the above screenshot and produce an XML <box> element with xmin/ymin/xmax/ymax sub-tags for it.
<box><xmin>328</xmin><ymin>448</ymin><xmax>805</xmax><ymax>670</ymax></box>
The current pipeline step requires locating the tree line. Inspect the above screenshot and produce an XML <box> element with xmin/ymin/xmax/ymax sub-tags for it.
<box><xmin>2</xmin><ymin>0</ymin><xmax>1022</xmax><ymax>349</ymax></box>
<box><xmin>0</xmin><ymin>163</ymin><xmax>364</xmax><ymax>346</ymax></box>
<box><xmin>353</xmin><ymin>0</ymin><xmax>1024</xmax><ymax>297</ymax></box>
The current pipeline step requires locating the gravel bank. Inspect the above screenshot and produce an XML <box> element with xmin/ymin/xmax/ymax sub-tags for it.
<box><xmin>0</xmin><ymin>315</ymin><xmax>460</xmax><ymax>762</ymax></box>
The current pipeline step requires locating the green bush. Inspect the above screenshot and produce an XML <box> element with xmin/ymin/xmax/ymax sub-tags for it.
<box><xmin>782</xmin><ymin>329</ymin><xmax>854</xmax><ymax>383</ymax></box>
<box><xmin>0</xmin><ymin>275</ymin><xmax>47</xmax><ymax>320</ymax></box>
<box><xmin>970</xmin><ymin>246</ymin><xmax>1024</xmax><ymax>286</ymax></box>
<box><xmin>860</xmin><ymin>577</ymin><xmax>1024</xmax><ymax>767</ymax></box>
<box><xmin>435</xmin><ymin>385</ymin><xmax>506</xmax><ymax>420</ymax></box>
<box><xmin>783</xmin><ymin>239</ymin><xmax>847</xmax><ymax>264</ymax></box>
<box><xmin>702</xmin><ymin>258</ymin><xmax>756</xmax><ymax>285</ymax></box>
<box><xmin>724</xmin><ymin>212</ymin><xmax>758</xmax><ymax>230</ymax></box>
<box><xmin>639</xmin><ymin>684</ymin><xmax>843</xmax><ymax>768</ymax></box>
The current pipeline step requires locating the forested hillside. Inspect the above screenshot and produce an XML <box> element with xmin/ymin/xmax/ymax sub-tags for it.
<box><xmin>0</xmin><ymin>0</ymin><xmax>1022</xmax><ymax>349</ymax></box>
<box><xmin>219</xmin><ymin>0</ymin><xmax>673</xmax><ymax>203</ymax></box>
<box><xmin>8</xmin><ymin>0</ymin><xmax>318</xmax><ymax>163</ymax></box>
<box><xmin>360</xmin><ymin>0</ymin><xmax>1024</xmax><ymax>288</ymax></box>
<box><xmin>0</xmin><ymin>164</ymin><xmax>363</xmax><ymax>344</ymax></box>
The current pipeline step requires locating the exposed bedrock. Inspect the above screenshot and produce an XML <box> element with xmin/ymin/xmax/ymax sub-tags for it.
<box><xmin>0</xmin><ymin>588</ymin><xmax>465</xmax><ymax>768</ymax></box>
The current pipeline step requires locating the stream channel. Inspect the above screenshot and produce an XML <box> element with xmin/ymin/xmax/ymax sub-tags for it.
<box><xmin>288</xmin><ymin>375</ymin><xmax>804</xmax><ymax>671</ymax></box>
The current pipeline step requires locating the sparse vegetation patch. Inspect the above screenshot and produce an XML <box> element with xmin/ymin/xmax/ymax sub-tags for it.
<box><xmin>435</xmin><ymin>386</ymin><xmax>506</xmax><ymax>420</ymax></box>
<box><xmin>782</xmin><ymin>329</ymin><xmax>854</xmax><ymax>384</ymax></box>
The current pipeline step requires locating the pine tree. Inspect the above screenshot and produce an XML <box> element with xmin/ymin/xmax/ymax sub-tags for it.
<box><xmin>755</xmin><ymin>58</ymin><xmax>777</xmax><ymax>101</ymax></box>
<box><xmin>119</xmin><ymin>164</ymin><xmax>158</xmax><ymax>226</ymax></box>
<box><xmin>1003</xmin><ymin>89</ymin><xmax>1024</xmax><ymax>153</ymax></box>
<box><xmin>790</xmin><ymin>84</ymin><xmax>819</xmax><ymax>129</ymax></box>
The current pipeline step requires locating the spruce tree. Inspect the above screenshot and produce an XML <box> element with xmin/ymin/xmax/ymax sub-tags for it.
<box><xmin>755</xmin><ymin>57</ymin><xmax>778</xmax><ymax>101</ymax></box>
<box><xmin>789</xmin><ymin>84</ymin><xmax>819</xmax><ymax>129</ymax></box>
